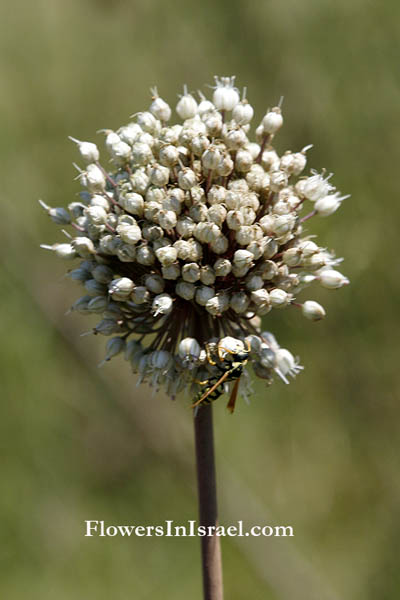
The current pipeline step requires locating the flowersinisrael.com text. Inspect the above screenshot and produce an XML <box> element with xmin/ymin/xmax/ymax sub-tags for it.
<box><xmin>85</xmin><ymin>520</ymin><xmax>294</xmax><ymax>538</ymax></box>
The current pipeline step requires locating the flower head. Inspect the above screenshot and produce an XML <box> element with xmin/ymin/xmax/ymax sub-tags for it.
<box><xmin>41</xmin><ymin>77</ymin><xmax>349</xmax><ymax>407</ymax></box>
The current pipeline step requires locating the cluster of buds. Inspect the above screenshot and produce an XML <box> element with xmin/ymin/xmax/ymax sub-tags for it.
<box><xmin>41</xmin><ymin>76</ymin><xmax>349</xmax><ymax>404</ymax></box>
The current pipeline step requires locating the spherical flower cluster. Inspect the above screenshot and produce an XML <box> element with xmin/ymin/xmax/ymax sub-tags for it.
<box><xmin>41</xmin><ymin>77</ymin><xmax>349</xmax><ymax>406</ymax></box>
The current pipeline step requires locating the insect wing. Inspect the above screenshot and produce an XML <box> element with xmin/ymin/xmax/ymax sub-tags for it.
<box><xmin>226</xmin><ymin>377</ymin><xmax>240</xmax><ymax>413</ymax></box>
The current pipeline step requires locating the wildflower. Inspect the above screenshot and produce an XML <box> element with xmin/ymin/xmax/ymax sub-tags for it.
<box><xmin>41</xmin><ymin>77</ymin><xmax>348</xmax><ymax>405</ymax></box>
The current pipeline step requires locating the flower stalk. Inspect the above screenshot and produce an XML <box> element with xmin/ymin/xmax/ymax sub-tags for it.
<box><xmin>194</xmin><ymin>404</ymin><xmax>223</xmax><ymax>600</ymax></box>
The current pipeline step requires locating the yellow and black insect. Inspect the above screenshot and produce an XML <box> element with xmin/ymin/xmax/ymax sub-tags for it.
<box><xmin>192</xmin><ymin>341</ymin><xmax>250</xmax><ymax>413</ymax></box>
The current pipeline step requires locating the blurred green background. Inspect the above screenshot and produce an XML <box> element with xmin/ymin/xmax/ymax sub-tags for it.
<box><xmin>1</xmin><ymin>1</ymin><xmax>399</xmax><ymax>598</ymax></box>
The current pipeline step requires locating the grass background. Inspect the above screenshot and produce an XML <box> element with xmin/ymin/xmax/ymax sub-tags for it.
<box><xmin>1</xmin><ymin>1</ymin><xmax>399</xmax><ymax>598</ymax></box>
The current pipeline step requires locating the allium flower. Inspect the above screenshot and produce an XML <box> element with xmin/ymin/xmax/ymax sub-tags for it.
<box><xmin>41</xmin><ymin>76</ymin><xmax>349</xmax><ymax>408</ymax></box>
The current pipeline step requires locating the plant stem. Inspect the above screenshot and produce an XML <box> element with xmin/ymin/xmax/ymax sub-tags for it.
<box><xmin>194</xmin><ymin>403</ymin><xmax>224</xmax><ymax>600</ymax></box>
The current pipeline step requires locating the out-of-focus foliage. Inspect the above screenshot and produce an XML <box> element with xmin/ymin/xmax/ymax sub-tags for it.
<box><xmin>1</xmin><ymin>1</ymin><xmax>399</xmax><ymax>599</ymax></box>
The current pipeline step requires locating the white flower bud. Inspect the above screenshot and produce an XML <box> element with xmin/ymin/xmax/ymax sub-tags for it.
<box><xmin>318</xmin><ymin>269</ymin><xmax>349</xmax><ymax>289</ymax></box>
<box><xmin>282</xmin><ymin>247</ymin><xmax>302</xmax><ymax>267</ymax></box>
<box><xmin>158</xmin><ymin>210</ymin><xmax>177</xmax><ymax>230</ymax></box>
<box><xmin>131</xmin><ymin>142</ymin><xmax>153</xmax><ymax>165</ymax></box>
<box><xmin>159</xmin><ymin>144</ymin><xmax>179</xmax><ymax>167</ymax></box>
<box><xmin>189</xmin><ymin>203</ymin><xmax>208</xmax><ymax>223</ymax></box>
<box><xmin>149</xmin><ymin>91</ymin><xmax>171</xmax><ymax>122</ymax></box>
<box><xmin>207</xmin><ymin>185</ymin><xmax>226</xmax><ymax>205</ymax></box>
<box><xmin>92</xmin><ymin>265</ymin><xmax>113</xmax><ymax>283</ymax></box>
<box><xmin>162</xmin><ymin>264</ymin><xmax>180</xmax><ymax>280</ymax></box>
<box><xmin>182</xmin><ymin>262</ymin><xmax>201</xmax><ymax>283</ymax></box>
<box><xmin>85</xmin><ymin>205</ymin><xmax>108</xmax><ymax>226</ymax></box>
<box><xmin>81</xmin><ymin>164</ymin><xmax>106</xmax><ymax>193</ymax></box>
<box><xmin>200</xmin><ymin>265</ymin><xmax>216</xmax><ymax>286</ymax></box>
<box><xmin>109</xmin><ymin>277</ymin><xmax>134</xmax><ymax>300</ymax></box>
<box><xmin>245</xmin><ymin>275</ymin><xmax>264</xmax><ymax>291</ymax></box>
<box><xmin>204</xmin><ymin>111</ymin><xmax>223</xmax><ymax>136</ymax></box>
<box><xmin>235</xmin><ymin>149</ymin><xmax>253</xmax><ymax>172</ymax></box>
<box><xmin>225</xmin><ymin>190</ymin><xmax>240</xmax><ymax>210</ymax></box>
<box><xmin>118</xmin><ymin>123</ymin><xmax>142</xmax><ymax>145</ymax></box>
<box><xmin>202</xmin><ymin>146</ymin><xmax>222</xmax><ymax>171</ymax></box>
<box><xmin>262</xmin><ymin>107</ymin><xmax>283</xmax><ymax>134</ymax></box>
<box><xmin>121</xmin><ymin>193</ymin><xmax>144</xmax><ymax>216</ymax></box>
<box><xmin>260</xmin><ymin>260</ymin><xmax>279</xmax><ymax>280</ymax></box>
<box><xmin>301</xmin><ymin>172</ymin><xmax>334</xmax><ymax>202</ymax></box>
<box><xmin>178</xmin><ymin>167</ymin><xmax>197</xmax><ymax>190</ymax></box>
<box><xmin>261</xmin><ymin>149</ymin><xmax>280</xmax><ymax>172</ymax></box>
<box><xmin>269</xmin><ymin>170</ymin><xmax>288</xmax><ymax>192</ymax></box>
<box><xmin>149</xmin><ymin>164</ymin><xmax>170</xmax><ymax>187</ymax></box>
<box><xmin>144</xmin><ymin>274</ymin><xmax>165</xmax><ymax>294</ymax></box>
<box><xmin>246</xmin><ymin>240</ymin><xmax>264</xmax><ymax>260</ymax></box>
<box><xmin>302</xmin><ymin>251</ymin><xmax>326</xmax><ymax>270</ymax></box>
<box><xmin>191</xmin><ymin>134</ymin><xmax>210</xmax><ymax>156</ymax></box>
<box><xmin>219</xmin><ymin>336</ymin><xmax>245</xmax><ymax>356</ymax></box>
<box><xmin>301</xmin><ymin>300</ymin><xmax>326</xmax><ymax>321</ymax></box>
<box><xmin>176</xmin><ymin>281</ymin><xmax>196</xmax><ymax>300</ymax></box>
<box><xmin>240</xmin><ymin>206</ymin><xmax>256</xmax><ymax>225</ymax></box>
<box><xmin>155</xmin><ymin>245</ymin><xmax>178</xmax><ymax>266</ymax></box>
<box><xmin>226</xmin><ymin>210</ymin><xmax>244</xmax><ymax>230</ymax></box>
<box><xmin>198</xmin><ymin>93</ymin><xmax>215</xmax><ymax>115</ymax></box>
<box><xmin>250</xmin><ymin>288</ymin><xmax>270</xmax><ymax>306</ymax></box>
<box><xmin>233</xmin><ymin>249</ymin><xmax>253</xmax><ymax>269</ymax></box>
<box><xmin>245</xmin><ymin>142</ymin><xmax>261</xmax><ymax>160</ymax></box>
<box><xmin>235</xmin><ymin>226</ymin><xmax>254</xmax><ymax>246</ymax></box>
<box><xmin>209</xmin><ymin>235</ymin><xmax>228</xmax><ymax>254</ymax></box>
<box><xmin>187</xmin><ymin>239</ymin><xmax>203</xmax><ymax>261</ymax></box>
<box><xmin>39</xmin><ymin>200</ymin><xmax>71</xmax><ymax>225</ymax></box>
<box><xmin>213</xmin><ymin>76</ymin><xmax>240</xmax><ymax>111</ymax></box>
<box><xmin>69</xmin><ymin>137</ymin><xmax>100</xmax><ymax>163</ymax></box>
<box><xmin>176</xmin><ymin>216</ymin><xmax>195</xmax><ymax>238</ymax></box>
<box><xmin>101</xmin><ymin>336</ymin><xmax>126</xmax><ymax>364</ymax></box>
<box><xmin>232</xmin><ymin>264</ymin><xmax>250</xmax><ymax>278</ymax></box>
<box><xmin>136</xmin><ymin>111</ymin><xmax>159</xmax><ymax>134</ymax></box>
<box><xmin>314</xmin><ymin>193</ymin><xmax>348</xmax><ymax>216</ymax></box>
<box><xmin>194</xmin><ymin>222</ymin><xmax>221</xmax><ymax>244</ymax></box>
<box><xmin>206</xmin><ymin>293</ymin><xmax>229</xmax><ymax>315</ymax></box>
<box><xmin>130</xmin><ymin>168</ymin><xmax>149</xmax><ymax>193</ymax></box>
<box><xmin>152</xmin><ymin>293</ymin><xmax>173</xmax><ymax>316</ymax></box>
<box><xmin>109</xmin><ymin>140</ymin><xmax>132</xmax><ymax>163</ymax></box>
<box><xmin>179</xmin><ymin>337</ymin><xmax>201</xmax><ymax>362</ymax></box>
<box><xmin>85</xmin><ymin>279</ymin><xmax>108</xmax><ymax>296</ymax></box>
<box><xmin>299</xmin><ymin>240</ymin><xmax>319</xmax><ymax>258</ymax></box>
<box><xmin>224</xmin><ymin>128</ymin><xmax>247</xmax><ymax>150</ymax></box>
<box><xmin>233</xmin><ymin>99</ymin><xmax>254</xmax><ymax>125</ymax></box>
<box><xmin>87</xmin><ymin>295</ymin><xmax>109</xmax><ymax>313</ymax></box>
<box><xmin>271</xmin><ymin>214</ymin><xmax>296</xmax><ymax>236</ymax></box>
<box><xmin>269</xmin><ymin>288</ymin><xmax>290</xmax><ymax>308</ymax></box>
<box><xmin>207</xmin><ymin>204</ymin><xmax>226</xmax><ymax>226</ymax></box>
<box><xmin>275</xmin><ymin>348</ymin><xmax>303</xmax><ymax>379</ymax></box>
<box><xmin>143</xmin><ymin>200</ymin><xmax>162</xmax><ymax>222</ymax></box>
<box><xmin>117</xmin><ymin>244</ymin><xmax>136</xmax><ymax>262</ymax></box>
<box><xmin>142</xmin><ymin>223</ymin><xmax>163</xmax><ymax>241</ymax></box>
<box><xmin>214</xmin><ymin>258</ymin><xmax>232</xmax><ymax>277</ymax></box>
<box><xmin>216</xmin><ymin>154</ymin><xmax>234</xmax><ymax>177</ymax></box>
<box><xmin>136</xmin><ymin>245</ymin><xmax>156</xmax><ymax>266</ymax></box>
<box><xmin>41</xmin><ymin>242</ymin><xmax>76</xmax><ymax>260</ymax></box>
<box><xmin>131</xmin><ymin>286</ymin><xmax>151</xmax><ymax>304</ymax></box>
<box><xmin>195</xmin><ymin>285</ymin><xmax>215</xmax><ymax>306</ymax></box>
<box><xmin>72</xmin><ymin>236</ymin><xmax>95</xmax><ymax>258</ymax></box>
<box><xmin>118</xmin><ymin>224</ymin><xmax>142</xmax><ymax>245</ymax></box>
<box><xmin>230</xmin><ymin>292</ymin><xmax>250</xmax><ymax>314</ymax></box>
<box><xmin>146</xmin><ymin>186</ymin><xmax>166</xmax><ymax>203</ymax></box>
<box><xmin>150</xmin><ymin>350</ymin><xmax>173</xmax><ymax>371</ymax></box>
<box><xmin>170</xmin><ymin>240</ymin><xmax>189</xmax><ymax>261</ymax></box>
<box><xmin>176</xmin><ymin>87</ymin><xmax>198</xmax><ymax>119</ymax></box>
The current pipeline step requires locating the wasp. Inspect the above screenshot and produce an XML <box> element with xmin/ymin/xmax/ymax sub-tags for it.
<box><xmin>192</xmin><ymin>341</ymin><xmax>250</xmax><ymax>413</ymax></box>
